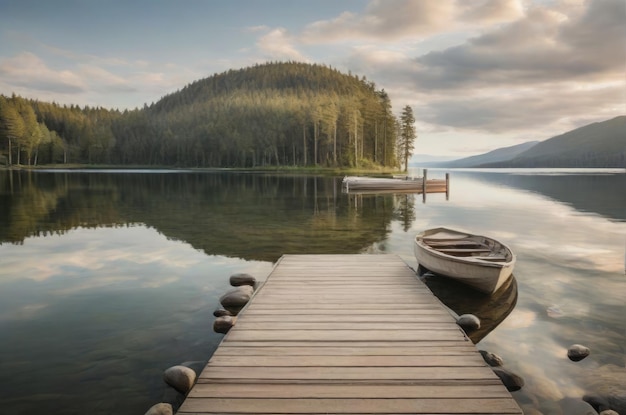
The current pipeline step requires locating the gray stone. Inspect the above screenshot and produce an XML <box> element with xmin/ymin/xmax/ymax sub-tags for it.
<box><xmin>214</xmin><ymin>315</ymin><xmax>236</xmax><ymax>334</ymax></box>
<box><xmin>230</xmin><ymin>273</ymin><xmax>256</xmax><ymax>287</ymax></box>
<box><xmin>213</xmin><ymin>308</ymin><xmax>233</xmax><ymax>317</ymax></box>
<box><xmin>568</xmin><ymin>344</ymin><xmax>591</xmax><ymax>362</ymax></box>
<box><xmin>584</xmin><ymin>394</ymin><xmax>611</xmax><ymax>412</ymax></box>
<box><xmin>479</xmin><ymin>350</ymin><xmax>504</xmax><ymax>367</ymax></box>
<box><xmin>144</xmin><ymin>403</ymin><xmax>173</xmax><ymax>415</ymax></box>
<box><xmin>163</xmin><ymin>365</ymin><xmax>196</xmax><ymax>394</ymax></box>
<box><xmin>457</xmin><ymin>314</ymin><xmax>481</xmax><ymax>331</ymax></box>
<box><xmin>220</xmin><ymin>285</ymin><xmax>254</xmax><ymax>312</ymax></box>
<box><xmin>599</xmin><ymin>410</ymin><xmax>619</xmax><ymax>415</ymax></box>
<box><xmin>180</xmin><ymin>360</ymin><xmax>206</xmax><ymax>377</ymax></box>
<box><xmin>492</xmin><ymin>367</ymin><xmax>525</xmax><ymax>392</ymax></box>
<box><xmin>590</xmin><ymin>364</ymin><xmax>626</xmax><ymax>414</ymax></box>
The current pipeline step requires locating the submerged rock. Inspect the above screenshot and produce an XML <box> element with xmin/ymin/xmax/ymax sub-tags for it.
<box><xmin>568</xmin><ymin>344</ymin><xmax>591</xmax><ymax>362</ymax></box>
<box><xmin>492</xmin><ymin>367</ymin><xmax>525</xmax><ymax>392</ymax></box>
<box><xmin>144</xmin><ymin>403</ymin><xmax>173</xmax><ymax>415</ymax></box>
<box><xmin>230</xmin><ymin>273</ymin><xmax>256</xmax><ymax>287</ymax></box>
<box><xmin>479</xmin><ymin>350</ymin><xmax>504</xmax><ymax>367</ymax></box>
<box><xmin>559</xmin><ymin>397</ymin><xmax>600</xmax><ymax>415</ymax></box>
<box><xmin>163</xmin><ymin>365</ymin><xmax>196</xmax><ymax>394</ymax></box>
<box><xmin>214</xmin><ymin>315</ymin><xmax>236</xmax><ymax>334</ymax></box>
<box><xmin>582</xmin><ymin>365</ymin><xmax>626</xmax><ymax>414</ymax></box>
<box><xmin>457</xmin><ymin>314</ymin><xmax>481</xmax><ymax>331</ymax></box>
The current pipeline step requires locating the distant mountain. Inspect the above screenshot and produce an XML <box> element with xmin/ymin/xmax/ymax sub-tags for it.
<box><xmin>433</xmin><ymin>141</ymin><xmax>539</xmax><ymax>168</ymax></box>
<box><xmin>409</xmin><ymin>154</ymin><xmax>458</xmax><ymax>166</ymax></box>
<box><xmin>481</xmin><ymin>116</ymin><xmax>626</xmax><ymax>168</ymax></box>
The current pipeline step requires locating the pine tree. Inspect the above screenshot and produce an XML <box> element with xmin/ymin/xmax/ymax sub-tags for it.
<box><xmin>399</xmin><ymin>105</ymin><xmax>416</xmax><ymax>171</ymax></box>
<box><xmin>0</xmin><ymin>96</ymin><xmax>26</xmax><ymax>165</ymax></box>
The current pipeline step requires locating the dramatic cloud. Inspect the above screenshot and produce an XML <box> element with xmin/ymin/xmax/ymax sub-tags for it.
<box><xmin>413</xmin><ymin>0</ymin><xmax>625</xmax><ymax>90</ymax></box>
<box><xmin>335</xmin><ymin>0</ymin><xmax>625</xmax><ymax>138</ymax></box>
<box><xmin>302</xmin><ymin>0</ymin><xmax>523</xmax><ymax>42</ymax></box>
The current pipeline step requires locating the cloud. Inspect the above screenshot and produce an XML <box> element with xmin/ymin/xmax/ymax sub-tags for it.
<box><xmin>256</xmin><ymin>28</ymin><xmax>309</xmax><ymax>61</ymax></box>
<box><xmin>302</xmin><ymin>0</ymin><xmax>523</xmax><ymax>42</ymax></box>
<box><xmin>335</xmin><ymin>0</ymin><xmax>625</xmax><ymax>136</ymax></box>
<box><xmin>420</xmin><ymin>85</ymin><xmax>625</xmax><ymax>133</ymax></box>
<box><xmin>458</xmin><ymin>0</ymin><xmax>524</xmax><ymax>24</ymax></box>
<box><xmin>413</xmin><ymin>0</ymin><xmax>625</xmax><ymax>90</ymax></box>
<box><xmin>0</xmin><ymin>52</ymin><xmax>85</xmax><ymax>94</ymax></box>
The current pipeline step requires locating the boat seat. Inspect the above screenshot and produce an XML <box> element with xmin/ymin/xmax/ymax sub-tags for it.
<box><xmin>437</xmin><ymin>248</ymin><xmax>492</xmax><ymax>253</ymax></box>
<box><xmin>425</xmin><ymin>240</ymin><xmax>485</xmax><ymax>248</ymax></box>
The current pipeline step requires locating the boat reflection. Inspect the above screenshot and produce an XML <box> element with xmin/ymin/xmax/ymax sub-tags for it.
<box><xmin>419</xmin><ymin>272</ymin><xmax>518</xmax><ymax>343</ymax></box>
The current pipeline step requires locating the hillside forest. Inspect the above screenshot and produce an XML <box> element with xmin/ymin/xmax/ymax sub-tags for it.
<box><xmin>0</xmin><ymin>62</ymin><xmax>418</xmax><ymax>169</ymax></box>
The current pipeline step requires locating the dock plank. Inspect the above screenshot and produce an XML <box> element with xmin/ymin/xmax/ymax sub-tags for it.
<box><xmin>177</xmin><ymin>254</ymin><xmax>522</xmax><ymax>414</ymax></box>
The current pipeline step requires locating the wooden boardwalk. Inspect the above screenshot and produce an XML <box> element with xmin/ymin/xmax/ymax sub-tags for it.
<box><xmin>178</xmin><ymin>254</ymin><xmax>522</xmax><ymax>414</ymax></box>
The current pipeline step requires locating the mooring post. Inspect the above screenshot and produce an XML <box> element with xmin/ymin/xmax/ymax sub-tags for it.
<box><xmin>446</xmin><ymin>173</ymin><xmax>450</xmax><ymax>200</ymax></box>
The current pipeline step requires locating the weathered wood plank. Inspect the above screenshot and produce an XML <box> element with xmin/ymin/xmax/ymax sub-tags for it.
<box><xmin>207</xmin><ymin>355</ymin><xmax>487</xmax><ymax>367</ymax></box>
<box><xmin>224</xmin><ymin>329</ymin><xmax>466</xmax><ymax>342</ymax></box>
<box><xmin>198</xmin><ymin>366</ymin><xmax>499</xmax><ymax>381</ymax></box>
<box><xmin>233</xmin><ymin>314</ymin><xmax>454</xmax><ymax>322</ymax></box>
<box><xmin>187</xmin><ymin>383</ymin><xmax>511</xmax><ymax>398</ymax></box>
<box><xmin>213</xmin><ymin>346</ymin><xmax>478</xmax><ymax>356</ymax></box>
<box><xmin>233</xmin><ymin>322</ymin><xmax>460</xmax><ymax>331</ymax></box>
<box><xmin>178</xmin><ymin>397</ymin><xmax>521</xmax><ymax>413</ymax></box>
<box><xmin>245</xmin><ymin>303</ymin><xmax>442</xmax><ymax>309</ymax></box>
<box><xmin>218</xmin><ymin>340</ymin><xmax>473</xmax><ymax>348</ymax></box>
<box><xmin>238</xmin><ymin>308</ymin><xmax>452</xmax><ymax>315</ymax></box>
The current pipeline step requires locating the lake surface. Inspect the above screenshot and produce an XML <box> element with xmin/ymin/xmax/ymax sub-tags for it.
<box><xmin>0</xmin><ymin>168</ymin><xmax>624</xmax><ymax>415</ymax></box>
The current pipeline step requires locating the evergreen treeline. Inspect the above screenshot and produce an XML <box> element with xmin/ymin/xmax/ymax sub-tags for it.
<box><xmin>1</xmin><ymin>62</ymin><xmax>408</xmax><ymax>168</ymax></box>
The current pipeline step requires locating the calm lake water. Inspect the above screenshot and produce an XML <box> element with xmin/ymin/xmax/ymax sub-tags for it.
<box><xmin>0</xmin><ymin>168</ymin><xmax>624</xmax><ymax>415</ymax></box>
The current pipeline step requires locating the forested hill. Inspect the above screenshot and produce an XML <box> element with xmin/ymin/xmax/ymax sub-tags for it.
<box><xmin>0</xmin><ymin>62</ymin><xmax>402</xmax><ymax>168</ymax></box>
<box><xmin>480</xmin><ymin>116</ymin><xmax>626</xmax><ymax>168</ymax></box>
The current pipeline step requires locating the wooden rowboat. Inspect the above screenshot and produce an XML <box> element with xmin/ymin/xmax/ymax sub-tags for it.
<box><xmin>414</xmin><ymin>227</ymin><xmax>516</xmax><ymax>294</ymax></box>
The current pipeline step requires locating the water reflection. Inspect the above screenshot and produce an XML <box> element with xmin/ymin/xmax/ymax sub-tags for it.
<box><xmin>420</xmin><ymin>273</ymin><xmax>518</xmax><ymax>343</ymax></box>
<box><xmin>0</xmin><ymin>169</ymin><xmax>625</xmax><ymax>415</ymax></box>
<box><xmin>0</xmin><ymin>171</ymin><xmax>402</xmax><ymax>261</ymax></box>
<box><xmin>448</xmin><ymin>170</ymin><xmax>626</xmax><ymax>222</ymax></box>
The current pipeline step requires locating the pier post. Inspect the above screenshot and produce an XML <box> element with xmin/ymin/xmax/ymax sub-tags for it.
<box><xmin>422</xmin><ymin>169</ymin><xmax>428</xmax><ymax>203</ymax></box>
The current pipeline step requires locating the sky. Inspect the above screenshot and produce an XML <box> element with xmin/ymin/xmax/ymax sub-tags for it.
<box><xmin>0</xmin><ymin>0</ymin><xmax>624</xmax><ymax>158</ymax></box>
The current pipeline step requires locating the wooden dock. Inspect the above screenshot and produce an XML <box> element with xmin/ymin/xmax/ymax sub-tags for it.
<box><xmin>178</xmin><ymin>254</ymin><xmax>522</xmax><ymax>414</ymax></box>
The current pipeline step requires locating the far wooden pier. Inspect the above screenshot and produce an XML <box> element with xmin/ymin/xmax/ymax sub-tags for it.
<box><xmin>178</xmin><ymin>254</ymin><xmax>522</xmax><ymax>414</ymax></box>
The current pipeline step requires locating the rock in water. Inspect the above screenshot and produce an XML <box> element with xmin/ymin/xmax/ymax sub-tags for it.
<box><xmin>163</xmin><ymin>365</ymin><xmax>196</xmax><ymax>394</ymax></box>
<box><xmin>213</xmin><ymin>308</ymin><xmax>233</xmax><ymax>317</ymax></box>
<box><xmin>583</xmin><ymin>364</ymin><xmax>626</xmax><ymax>415</ymax></box>
<box><xmin>559</xmin><ymin>397</ymin><xmax>601</xmax><ymax>415</ymax></box>
<box><xmin>479</xmin><ymin>350</ymin><xmax>504</xmax><ymax>367</ymax></box>
<box><xmin>230</xmin><ymin>273</ymin><xmax>256</xmax><ymax>287</ymax></box>
<box><xmin>568</xmin><ymin>344</ymin><xmax>591</xmax><ymax>362</ymax></box>
<box><xmin>457</xmin><ymin>314</ymin><xmax>481</xmax><ymax>331</ymax></box>
<box><xmin>492</xmin><ymin>367</ymin><xmax>525</xmax><ymax>392</ymax></box>
<box><xmin>214</xmin><ymin>315</ymin><xmax>236</xmax><ymax>334</ymax></box>
<box><xmin>144</xmin><ymin>403</ymin><xmax>173</xmax><ymax>415</ymax></box>
<box><xmin>220</xmin><ymin>285</ymin><xmax>254</xmax><ymax>312</ymax></box>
